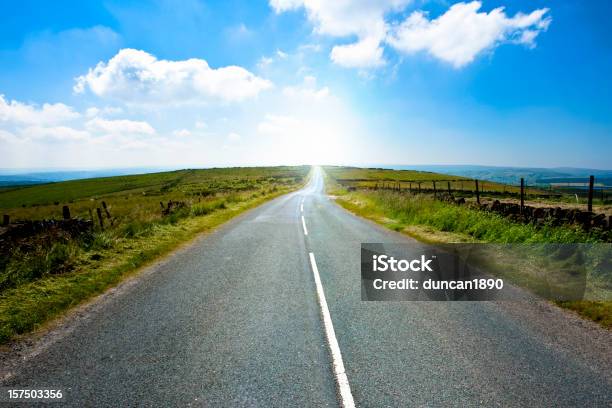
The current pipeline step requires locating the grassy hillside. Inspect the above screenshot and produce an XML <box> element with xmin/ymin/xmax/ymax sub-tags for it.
<box><xmin>0</xmin><ymin>166</ymin><xmax>310</xmax><ymax>343</ymax></box>
<box><xmin>0</xmin><ymin>167</ymin><xmax>306</xmax><ymax>211</ymax></box>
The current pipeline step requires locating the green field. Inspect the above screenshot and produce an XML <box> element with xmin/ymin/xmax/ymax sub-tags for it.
<box><xmin>324</xmin><ymin>166</ymin><xmax>611</xmax><ymax>327</ymax></box>
<box><xmin>0</xmin><ymin>167</ymin><xmax>307</xmax><ymax>217</ymax></box>
<box><xmin>325</xmin><ymin>166</ymin><xmax>548</xmax><ymax>196</ymax></box>
<box><xmin>0</xmin><ymin>166</ymin><xmax>310</xmax><ymax>343</ymax></box>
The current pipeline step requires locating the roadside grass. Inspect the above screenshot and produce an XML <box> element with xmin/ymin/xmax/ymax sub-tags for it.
<box><xmin>0</xmin><ymin>167</ymin><xmax>309</xmax><ymax>343</ymax></box>
<box><xmin>325</xmin><ymin>171</ymin><xmax>611</xmax><ymax>328</ymax></box>
<box><xmin>340</xmin><ymin>189</ymin><xmax>600</xmax><ymax>244</ymax></box>
<box><xmin>556</xmin><ymin>300</ymin><xmax>612</xmax><ymax>328</ymax></box>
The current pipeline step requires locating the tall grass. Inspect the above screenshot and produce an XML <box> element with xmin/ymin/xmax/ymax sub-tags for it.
<box><xmin>190</xmin><ymin>199</ymin><xmax>227</xmax><ymax>216</ymax></box>
<box><xmin>0</xmin><ymin>241</ymin><xmax>80</xmax><ymax>292</ymax></box>
<box><xmin>330</xmin><ymin>174</ymin><xmax>611</xmax><ymax>327</ymax></box>
<box><xmin>348</xmin><ymin>190</ymin><xmax>601</xmax><ymax>243</ymax></box>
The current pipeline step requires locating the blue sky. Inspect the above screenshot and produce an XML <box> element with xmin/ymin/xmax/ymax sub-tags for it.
<box><xmin>0</xmin><ymin>0</ymin><xmax>610</xmax><ymax>169</ymax></box>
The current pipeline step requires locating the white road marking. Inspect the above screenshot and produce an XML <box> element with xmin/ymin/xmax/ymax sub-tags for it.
<box><xmin>300</xmin><ymin>203</ymin><xmax>304</xmax><ymax>213</ymax></box>
<box><xmin>308</xmin><ymin>253</ymin><xmax>355</xmax><ymax>408</ymax></box>
<box><xmin>301</xmin><ymin>215</ymin><xmax>308</xmax><ymax>235</ymax></box>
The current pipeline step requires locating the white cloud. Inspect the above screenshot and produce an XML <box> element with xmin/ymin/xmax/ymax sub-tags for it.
<box><xmin>270</xmin><ymin>0</ymin><xmax>409</xmax><ymax>68</ymax></box>
<box><xmin>257</xmin><ymin>49</ymin><xmax>290</xmax><ymax>70</ymax></box>
<box><xmin>21</xmin><ymin>126</ymin><xmax>90</xmax><ymax>141</ymax></box>
<box><xmin>74</xmin><ymin>48</ymin><xmax>273</xmax><ymax>104</ymax></box>
<box><xmin>388</xmin><ymin>1</ymin><xmax>551</xmax><ymax>68</ymax></box>
<box><xmin>227</xmin><ymin>132</ymin><xmax>242</xmax><ymax>142</ymax></box>
<box><xmin>0</xmin><ymin>129</ymin><xmax>19</xmax><ymax>143</ymax></box>
<box><xmin>85</xmin><ymin>106</ymin><xmax>123</xmax><ymax>118</ymax></box>
<box><xmin>257</xmin><ymin>56</ymin><xmax>274</xmax><ymax>69</ymax></box>
<box><xmin>330</xmin><ymin>36</ymin><xmax>385</xmax><ymax>68</ymax></box>
<box><xmin>222</xmin><ymin>132</ymin><xmax>242</xmax><ymax>150</ymax></box>
<box><xmin>270</xmin><ymin>0</ymin><xmax>407</xmax><ymax>37</ymax></box>
<box><xmin>86</xmin><ymin>117</ymin><xmax>155</xmax><ymax>136</ymax></box>
<box><xmin>257</xmin><ymin>114</ymin><xmax>302</xmax><ymax>137</ymax></box>
<box><xmin>195</xmin><ymin>120</ymin><xmax>207</xmax><ymax>129</ymax></box>
<box><xmin>298</xmin><ymin>43</ymin><xmax>322</xmax><ymax>53</ymax></box>
<box><xmin>172</xmin><ymin>129</ymin><xmax>192</xmax><ymax>137</ymax></box>
<box><xmin>269</xmin><ymin>0</ymin><xmax>303</xmax><ymax>12</ymax></box>
<box><xmin>0</xmin><ymin>95</ymin><xmax>80</xmax><ymax>125</ymax></box>
<box><xmin>272</xmin><ymin>1</ymin><xmax>551</xmax><ymax>69</ymax></box>
<box><xmin>282</xmin><ymin>76</ymin><xmax>330</xmax><ymax>100</ymax></box>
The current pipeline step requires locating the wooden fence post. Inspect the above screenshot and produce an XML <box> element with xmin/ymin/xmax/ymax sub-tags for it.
<box><xmin>102</xmin><ymin>201</ymin><xmax>111</xmax><ymax>219</ymax></box>
<box><xmin>96</xmin><ymin>208</ymin><xmax>104</xmax><ymax>230</ymax></box>
<box><xmin>418</xmin><ymin>183</ymin><xmax>421</xmax><ymax>193</ymax></box>
<box><xmin>587</xmin><ymin>175</ymin><xmax>594</xmax><ymax>212</ymax></box>
<box><xmin>62</xmin><ymin>205</ymin><xmax>71</xmax><ymax>220</ymax></box>
<box><xmin>2</xmin><ymin>214</ymin><xmax>9</xmax><ymax>226</ymax></box>
<box><xmin>409</xmin><ymin>182</ymin><xmax>412</xmax><ymax>192</ymax></box>
<box><xmin>520</xmin><ymin>178</ymin><xmax>525</xmax><ymax>214</ymax></box>
<box><xmin>433</xmin><ymin>181</ymin><xmax>437</xmax><ymax>198</ymax></box>
<box><xmin>475</xmin><ymin>180</ymin><xmax>480</xmax><ymax>204</ymax></box>
<box><xmin>447</xmin><ymin>181</ymin><xmax>451</xmax><ymax>195</ymax></box>
<box><xmin>88</xmin><ymin>208</ymin><xmax>94</xmax><ymax>223</ymax></box>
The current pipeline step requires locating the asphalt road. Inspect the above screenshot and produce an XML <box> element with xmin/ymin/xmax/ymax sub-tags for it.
<box><xmin>2</xmin><ymin>168</ymin><xmax>611</xmax><ymax>407</ymax></box>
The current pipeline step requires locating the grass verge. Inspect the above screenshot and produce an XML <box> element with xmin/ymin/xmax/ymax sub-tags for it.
<box><xmin>328</xmin><ymin>179</ymin><xmax>611</xmax><ymax>328</ymax></box>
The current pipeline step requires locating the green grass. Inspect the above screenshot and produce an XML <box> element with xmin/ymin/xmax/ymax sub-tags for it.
<box><xmin>324</xmin><ymin>166</ymin><xmax>465</xmax><ymax>182</ymax></box>
<box><xmin>556</xmin><ymin>300</ymin><xmax>612</xmax><ymax>328</ymax></box>
<box><xmin>324</xmin><ymin>168</ymin><xmax>611</xmax><ymax>328</ymax></box>
<box><xmin>342</xmin><ymin>189</ymin><xmax>600</xmax><ymax>244</ymax></box>
<box><xmin>0</xmin><ymin>167</ymin><xmax>307</xmax><ymax>215</ymax></box>
<box><xmin>0</xmin><ymin>166</ymin><xmax>310</xmax><ymax>343</ymax></box>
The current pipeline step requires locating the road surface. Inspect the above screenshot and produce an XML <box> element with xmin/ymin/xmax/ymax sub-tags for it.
<box><xmin>2</xmin><ymin>168</ymin><xmax>611</xmax><ymax>407</ymax></box>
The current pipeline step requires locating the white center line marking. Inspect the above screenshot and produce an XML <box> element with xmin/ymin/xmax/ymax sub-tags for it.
<box><xmin>301</xmin><ymin>215</ymin><xmax>308</xmax><ymax>236</ymax></box>
<box><xmin>300</xmin><ymin>203</ymin><xmax>304</xmax><ymax>213</ymax></box>
<box><xmin>309</xmin><ymin>252</ymin><xmax>355</xmax><ymax>408</ymax></box>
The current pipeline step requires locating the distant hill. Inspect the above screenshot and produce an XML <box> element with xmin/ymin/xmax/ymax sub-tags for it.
<box><xmin>0</xmin><ymin>168</ymin><xmax>174</xmax><ymax>187</ymax></box>
<box><xmin>3</xmin><ymin>165</ymin><xmax>611</xmax><ymax>188</ymax></box>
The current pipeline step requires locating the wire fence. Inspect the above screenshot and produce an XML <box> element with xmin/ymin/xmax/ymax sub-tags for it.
<box><xmin>336</xmin><ymin>175</ymin><xmax>611</xmax><ymax>209</ymax></box>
